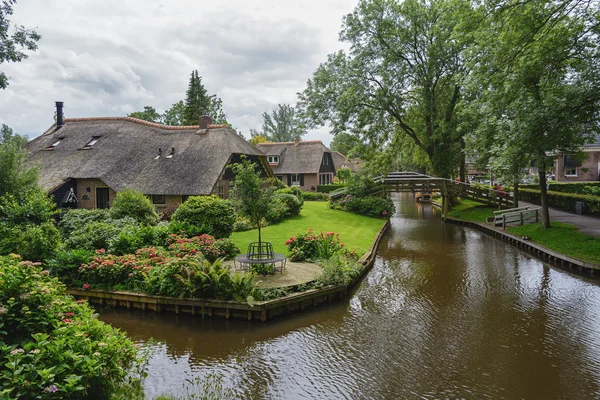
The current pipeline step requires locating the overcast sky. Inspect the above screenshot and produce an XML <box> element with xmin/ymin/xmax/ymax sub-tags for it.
<box><xmin>0</xmin><ymin>0</ymin><xmax>357</xmax><ymax>144</ymax></box>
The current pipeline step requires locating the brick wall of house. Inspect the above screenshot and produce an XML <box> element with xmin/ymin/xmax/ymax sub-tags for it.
<box><xmin>151</xmin><ymin>195</ymin><xmax>183</xmax><ymax>218</ymax></box>
<box><xmin>303</xmin><ymin>174</ymin><xmax>318</xmax><ymax>191</ymax></box>
<box><xmin>76</xmin><ymin>178</ymin><xmax>116</xmax><ymax>209</ymax></box>
<box><xmin>556</xmin><ymin>151</ymin><xmax>600</xmax><ymax>182</ymax></box>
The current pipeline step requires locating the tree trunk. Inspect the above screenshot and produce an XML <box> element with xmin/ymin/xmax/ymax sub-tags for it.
<box><xmin>538</xmin><ymin>168</ymin><xmax>550</xmax><ymax>228</ymax></box>
<box><xmin>460</xmin><ymin>138</ymin><xmax>466</xmax><ymax>183</ymax></box>
<box><xmin>513</xmin><ymin>180</ymin><xmax>519</xmax><ymax>208</ymax></box>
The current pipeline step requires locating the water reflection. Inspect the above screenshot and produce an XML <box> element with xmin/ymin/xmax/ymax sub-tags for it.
<box><xmin>100</xmin><ymin>193</ymin><xmax>600</xmax><ymax>399</ymax></box>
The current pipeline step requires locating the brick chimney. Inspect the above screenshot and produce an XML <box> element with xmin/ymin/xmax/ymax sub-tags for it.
<box><xmin>199</xmin><ymin>115</ymin><xmax>212</xmax><ymax>129</ymax></box>
<box><xmin>55</xmin><ymin>101</ymin><xmax>64</xmax><ymax>128</ymax></box>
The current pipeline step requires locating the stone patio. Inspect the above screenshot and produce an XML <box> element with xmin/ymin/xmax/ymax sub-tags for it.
<box><xmin>223</xmin><ymin>260</ymin><xmax>322</xmax><ymax>288</ymax></box>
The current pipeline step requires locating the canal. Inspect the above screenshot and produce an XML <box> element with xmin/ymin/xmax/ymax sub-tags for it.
<box><xmin>100</xmin><ymin>193</ymin><xmax>600</xmax><ymax>399</ymax></box>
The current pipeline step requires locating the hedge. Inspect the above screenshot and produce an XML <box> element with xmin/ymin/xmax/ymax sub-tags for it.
<box><xmin>520</xmin><ymin>182</ymin><xmax>600</xmax><ymax>194</ymax></box>
<box><xmin>518</xmin><ymin>188</ymin><xmax>600</xmax><ymax>216</ymax></box>
<box><xmin>317</xmin><ymin>184</ymin><xmax>346</xmax><ymax>193</ymax></box>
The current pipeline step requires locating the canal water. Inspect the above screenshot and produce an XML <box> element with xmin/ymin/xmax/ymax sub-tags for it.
<box><xmin>100</xmin><ymin>193</ymin><xmax>600</xmax><ymax>399</ymax></box>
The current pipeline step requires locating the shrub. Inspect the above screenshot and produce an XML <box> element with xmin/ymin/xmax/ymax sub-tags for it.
<box><xmin>167</xmin><ymin>234</ymin><xmax>239</xmax><ymax>262</ymax></box>
<box><xmin>59</xmin><ymin>208</ymin><xmax>111</xmax><ymax>237</ymax></box>
<box><xmin>285</xmin><ymin>230</ymin><xmax>345</xmax><ymax>262</ymax></box>
<box><xmin>108</xmin><ymin>223</ymin><xmax>171</xmax><ymax>255</ymax></box>
<box><xmin>46</xmin><ymin>248</ymin><xmax>95</xmax><ymax>286</ymax></box>
<box><xmin>265</xmin><ymin>196</ymin><xmax>289</xmax><ymax>224</ymax></box>
<box><xmin>64</xmin><ymin>218</ymin><xmax>138</xmax><ymax>251</ymax></box>
<box><xmin>518</xmin><ymin>189</ymin><xmax>600</xmax><ymax>216</ymax></box>
<box><xmin>314</xmin><ymin>254</ymin><xmax>362</xmax><ymax>287</ymax></box>
<box><xmin>171</xmin><ymin>195</ymin><xmax>235</xmax><ymax>238</ymax></box>
<box><xmin>0</xmin><ymin>255</ymin><xmax>138</xmax><ymax>399</ymax></box>
<box><xmin>273</xmin><ymin>193</ymin><xmax>303</xmax><ymax>217</ymax></box>
<box><xmin>0</xmin><ymin>190</ymin><xmax>57</xmax><ymax>225</ymax></box>
<box><xmin>110</xmin><ymin>188</ymin><xmax>159</xmax><ymax>225</ymax></box>
<box><xmin>303</xmin><ymin>191</ymin><xmax>329</xmax><ymax>201</ymax></box>
<box><xmin>233</xmin><ymin>216</ymin><xmax>254</xmax><ymax>232</ymax></box>
<box><xmin>332</xmin><ymin>194</ymin><xmax>395</xmax><ymax>218</ymax></box>
<box><xmin>13</xmin><ymin>222</ymin><xmax>61</xmax><ymax>262</ymax></box>
<box><xmin>316</xmin><ymin>184</ymin><xmax>346</xmax><ymax>193</ymax></box>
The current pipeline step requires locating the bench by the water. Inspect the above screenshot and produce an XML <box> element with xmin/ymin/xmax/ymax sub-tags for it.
<box><xmin>234</xmin><ymin>242</ymin><xmax>287</xmax><ymax>274</ymax></box>
<box><xmin>492</xmin><ymin>206</ymin><xmax>541</xmax><ymax>228</ymax></box>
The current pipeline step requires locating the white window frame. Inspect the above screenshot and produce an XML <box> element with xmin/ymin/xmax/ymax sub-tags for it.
<box><xmin>267</xmin><ymin>155</ymin><xmax>280</xmax><ymax>165</ymax></box>
<box><xmin>319</xmin><ymin>173</ymin><xmax>332</xmax><ymax>185</ymax></box>
<box><xmin>291</xmin><ymin>176</ymin><xmax>301</xmax><ymax>186</ymax></box>
<box><xmin>565</xmin><ymin>166</ymin><xmax>578</xmax><ymax>177</ymax></box>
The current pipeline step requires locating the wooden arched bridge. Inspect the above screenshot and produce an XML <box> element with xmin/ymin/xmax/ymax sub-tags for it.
<box><xmin>330</xmin><ymin>171</ymin><xmax>514</xmax><ymax>209</ymax></box>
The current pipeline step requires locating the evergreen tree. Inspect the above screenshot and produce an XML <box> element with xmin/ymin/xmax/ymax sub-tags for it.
<box><xmin>183</xmin><ymin>70</ymin><xmax>211</xmax><ymax>125</ymax></box>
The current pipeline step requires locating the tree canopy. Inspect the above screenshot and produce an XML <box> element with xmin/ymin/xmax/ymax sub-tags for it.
<box><xmin>261</xmin><ymin>104</ymin><xmax>306</xmax><ymax>142</ymax></box>
<box><xmin>0</xmin><ymin>0</ymin><xmax>41</xmax><ymax>90</ymax></box>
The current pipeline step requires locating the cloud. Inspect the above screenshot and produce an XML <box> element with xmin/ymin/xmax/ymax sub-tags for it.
<box><xmin>0</xmin><ymin>0</ymin><xmax>357</xmax><ymax>145</ymax></box>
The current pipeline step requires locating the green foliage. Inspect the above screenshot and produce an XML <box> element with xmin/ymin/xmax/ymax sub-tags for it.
<box><xmin>273</xmin><ymin>193</ymin><xmax>302</xmax><ymax>217</ymax></box>
<box><xmin>45</xmin><ymin>248</ymin><xmax>95</xmax><ymax>285</ymax></box>
<box><xmin>128</xmin><ymin>106</ymin><xmax>161</xmax><ymax>123</ymax></box>
<box><xmin>317</xmin><ymin>184</ymin><xmax>346</xmax><ymax>193</ymax></box>
<box><xmin>261</xmin><ymin>104</ymin><xmax>306</xmax><ymax>142</ymax></box>
<box><xmin>162</xmin><ymin>100</ymin><xmax>185</xmax><ymax>126</ymax></box>
<box><xmin>521</xmin><ymin>182</ymin><xmax>600</xmax><ymax>196</ymax></box>
<box><xmin>285</xmin><ymin>230</ymin><xmax>346</xmax><ymax>262</ymax></box>
<box><xmin>110</xmin><ymin>188</ymin><xmax>159</xmax><ymax>225</ymax></box>
<box><xmin>171</xmin><ymin>195</ymin><xmax>235</xmax><ymax>239</ymax></box>
<box><xmin>182</xmin><ymin>70</ymin><xmax>228</xmax><ymax>125</ymax></box>
<box><xmin>233</xmin><ymin>216</ymin><xmax>254</xmax><ymax>232</ymax></box>
<box><xmin>0</xmin><ymin>130</ymin><xmax>38</xmax><ymax>199</ymax></box>
<box><xmin>64</xmin><ymin>218</ymin><xmax>137</xmax><ymax>251</ymax></box>
<box><xmin>335</xmin><ymin>167</ymin><xmax>352</xmax><ymax>183</ymax></box>
<box><xmin>446</xmin><ymin>198</ymin><xmax>496</xmax><ymax>223</ymax></box>
<box><xmin>58</xmin><ymin>209</ymin><xmax>111</xmax><ymax>236</ymax></box>
<box><xmin>107</xmin><ymin>223</ymin><xmax>171</xmax><ymax>255</ymax></box>
<box><xmin>252</xmin><ymin>286</ymin><xmax>291</xmax><ymax>301</ymax></box>
<box><xmin>77</xmin><ymin>246</ymin><xmax>249</xmax><ymax>301</ymax></box>
<box><xmin>315</xmin><ymin>254</ymin><xmax>362</xmax><ymax>287</ymax></box>
<box><xmin>0</xmin><ymin>1</ymin><xmax>41</xmax><ymax>89</ymax></box>
<box><xmin>330</xmin><ymin>132</ymin><xmax>361</xmax><ymax>157</ymax></box>
<box><xmin>230</xmin><ymin>158</ymin><xmax>274</xmax><ymax>244</ymax></box>
<box><xmin>302</xmin><ymin>191</ymin><xmax>329</xmax><ymax>201</ymax></box>
<box><xmin>519</xmin><ymin>189</ymin><xmax>600</xmax><ymax>217</ymax></box>
<box><xmin>332</xmin><ymin>195</ymin><xmax>395</xmax><ymax>218</ymax></box>
<box><xmin>0</xmin><ymin>255</ymin><xmax>138</xmax><ymax>399</ymax></box>
<box><xmin>0</xmin><ymin>190</ymin><xmax>57</xmax><ymax>225</ymax></box>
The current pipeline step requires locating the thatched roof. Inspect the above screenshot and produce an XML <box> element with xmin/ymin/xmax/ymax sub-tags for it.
<box><xmin>331</xmin><ymin>151</ymin><xmax>363</xmax><ymax>172</ymax></box>
<box><xmin>256</xmin><ymin>141</ymin><xmax>331</xmax><ymax>174</ymax></box>
<box><xmin>27</xmin><ymin>117</ymin><xmax>270</xmax><ymax>195</ymax></box>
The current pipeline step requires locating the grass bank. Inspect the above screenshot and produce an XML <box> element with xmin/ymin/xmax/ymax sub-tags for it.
<box><xmin>446</xmin><ymin>198</ymin><xmax>497</xmax><ymax>223</ymax></box>
<box><xmin>507</xmin><ymin>222</ymin><xmax>600</xmax><ymax>264</ymax></box>
<box><xmin>231</xmin><ymin>201</ymin><xmax>386</xmax><ymax>256</ymax></box>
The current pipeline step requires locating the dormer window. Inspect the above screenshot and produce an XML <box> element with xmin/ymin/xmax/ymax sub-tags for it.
<box><xmin>322</xmin><ymin>154</ymin><xmax>329</xmax><ymax>165</ymax></box>
<box><xmin>267</xmin><ymin>155</ymin><xmax>279</xmax><ymax>165</ymax></box>
<box><xmin>43</xmin><ymin>137</ymin><xmax>64</xmax><ymax>151</ymax></box>
<box><xmin>80</xmin><ymin>136</ymin><xmax>101</xmax><ymax>150</ymax></box>
<box><xmin>154</xmin><ymin>148</ymin><xmax>162</xmax><ymax>159</ymax></box>
<box><xmin>166</xmin><ymin>147</ymin><xmax>175</xmax><ymax>159</ymax></box>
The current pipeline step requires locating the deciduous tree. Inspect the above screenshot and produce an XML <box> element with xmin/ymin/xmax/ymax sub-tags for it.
<box><xmin>262</xmin><ymin>104</ymin><xmax>306</xmax><ymax>142</ymax></box>
<box><xmin>128</xmin><ymin>106</ymin><xmax>161</xmax><ymax>123</ymax></box>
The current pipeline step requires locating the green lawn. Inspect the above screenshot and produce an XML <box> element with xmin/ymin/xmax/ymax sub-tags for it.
<box><xmin>447</xmin><ymin>198</ymin><xmax>497</xmax><ymax>223</ymax></box>
<box><xmin>231</xmin><ymin>202</ymin><xmax>386</xmax><ymax>256</ymax></box>
<box><xmin>507</xmin><ymin>222</ymin><xmax>600</xmax><ymax>264</ymax></box>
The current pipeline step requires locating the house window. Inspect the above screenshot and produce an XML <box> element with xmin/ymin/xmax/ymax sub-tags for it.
<box><xmin>267</xmin><ymin>155</ymin><xmax>280</xmax><ymax>165</ymax></box>
<box><xmin>322</xmin><ymin>154</ymin><xmax>329</xmax><ymax>165</ymax></box>
<box><xmin>291</xmin><ymin>176</ymin><xmax>301</xmax><ymax>186</ymax></box>
<box><xmin>80</xmin><ymin>136</ymin><xmax>101</xmax><ymax>150</ymax></box>
<box><xmin>276</xmin><ymin>175</ymin><xmax>283</xmax><ymax>181</ymax></box>
<box><xmin>152</xmin><ymin>195</ymin><xmax>166</xmax><ymax>205</ymax></box>
<box><xmin>44</xmin><ymin>137</ymin><xmax>64</xmax><ymax>150</ymax></box>
<box><xmin>217</xmin><ymin>184</ymin><xmax>225</xmax><ymax>199</ymax></box>
<box><xmin>565</xmin><ymin>166</ymin><xmax>578</xmax><ymax>176</ymax></box>
<box><xmin>182</xmin><ymin>195</ymin><xmax>191</xmax><ymax>203</ymax></box>
<box><xmin>319</xmin><ymin>173</ymin><xmax>332</xmax><ymax>185</ymax></box>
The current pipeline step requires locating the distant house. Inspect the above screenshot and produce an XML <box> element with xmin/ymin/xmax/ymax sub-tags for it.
<box><xmin>331</xmin><ymin>151</ymin><xmax>364</xmax><ymax>173</ymax></box>
<box><xmin>27</xmin><ymin>102</ymin><xmax>272</xmax><ymax>213</ymax></box>
<box><xmin>255</xmin><ymin>141</ymin><xmax>335</xmax><ymax>191</ymax></box>
<box><xmin>554</xmin><ymin>134</ymin><xmax>600</xmax><ymax>182</ymax></box>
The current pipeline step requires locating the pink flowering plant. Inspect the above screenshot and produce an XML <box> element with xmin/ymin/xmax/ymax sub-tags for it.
<box><xmin>0</xmin><ymin>254</ymin><xmax>138</xmax><ymax>399</ymax></box>
<box><xmin>285</xmin><ymin>230</ymin><xmax>345</xmax><ymax>262</ymax></box>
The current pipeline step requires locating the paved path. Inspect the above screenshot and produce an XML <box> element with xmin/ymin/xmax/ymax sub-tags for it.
<box><xmin>223</xmin><ymin>260</ymin><xmax>322</xmax><ymax>288</ymax></box>
<box><xmin>519</xmin><ymin>201</ymin><xmax>600</xmax><ymax>237</ymax></box>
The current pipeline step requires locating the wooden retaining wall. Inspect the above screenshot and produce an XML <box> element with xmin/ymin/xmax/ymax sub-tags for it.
<box><xmin>443</xmin><ymin>216</ymin><xmax>600</xmax><ymax>275</ymax></box>
<box><xmin>67</xmin><ymin>220</ymin><xmax>391</xmax><ymax>322</ymax></box>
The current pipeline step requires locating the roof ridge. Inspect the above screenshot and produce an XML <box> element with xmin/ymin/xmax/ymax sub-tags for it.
<box><xmin>63</xmin><ymin>116</ymin><xmax>228</xmax><ymax>131</ymax></box>
<box><xmin>256</xmin><ymin>140</ymin><xmax>324</xmax><ymax>146</ymax></box>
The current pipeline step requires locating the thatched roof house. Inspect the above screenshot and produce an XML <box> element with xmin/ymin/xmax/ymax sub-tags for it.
<box><xmin>331</xmin><ymin>151</ymin><xmax>364</xmax><ymax>173</ymax></box>
<box><xmin>554</xmin><ymin>133</ymin><xmax>600</xmax><ymax>182</ymax></box>
<box><xmin>27</xmin><ymin>102</ymin><xmax>272</xmax><ymax>212</ymax></box>
<box><xmin>255</xmin><ymin>140</ymin><xmax>335</xmax><ymax>191</ymax></box>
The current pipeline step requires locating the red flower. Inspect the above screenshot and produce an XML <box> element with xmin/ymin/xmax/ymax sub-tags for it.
<box><xmin>62</xmin><ymin>319</ymin><xmax>72</xmax><ymax>323</ymax></box>
<box><xmin>64</xmin><ymin>312</ymin><xmax>74</xmax><ymax>317</ymax></box>
<box><xmin>83</xmin><ymin>283</ymin><xmax>90</xmax><ymax>290</ymax></box>
<box><xmin>326</xmin><ymin>232</ymin><xmax>335</xmax><ymax>236</ymax></box>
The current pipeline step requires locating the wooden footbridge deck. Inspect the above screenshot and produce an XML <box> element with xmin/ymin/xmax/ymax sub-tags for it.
<box><xmin>331</xmin><ymin>171</ymin><xmax>514</xmax><ymax>209</ymax></box>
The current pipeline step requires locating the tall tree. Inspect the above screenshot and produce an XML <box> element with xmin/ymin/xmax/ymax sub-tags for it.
<box><xmin>0</xmin><ymin>0</ymin><xmax>40</xmax><ymax>89</ymax></box>
<box><xmin>128</xmin><ymin>106</ymin><xmax>161</xmax><ymax>123</ymax></box>
<box><xmin>0</xmin><ymin>125</ymin><xmax>37</xmax><ymax>198</ymax></box>
<box><xmin>466</xmin><ymin>0</ymin><xmax>600</xmax><ymax>227</ymax></box>
<box><xmin>329</xmin><ymin>132</ymin><xmax>361</xmax><ymax>157</ymax></box>
<box><xmin>182</xmin><ymin>70</ymin><xmax>210</xmax><ymax>125</ymax></box>
<box><xmin>298</xmin><ymin>0</ymin><xmax>474</xmax><ymax>178</ymax></box>
<box><xmin>262</xmin><ymin>104</ymin><xmax>306</xmax><ymax>142</ymax></box>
